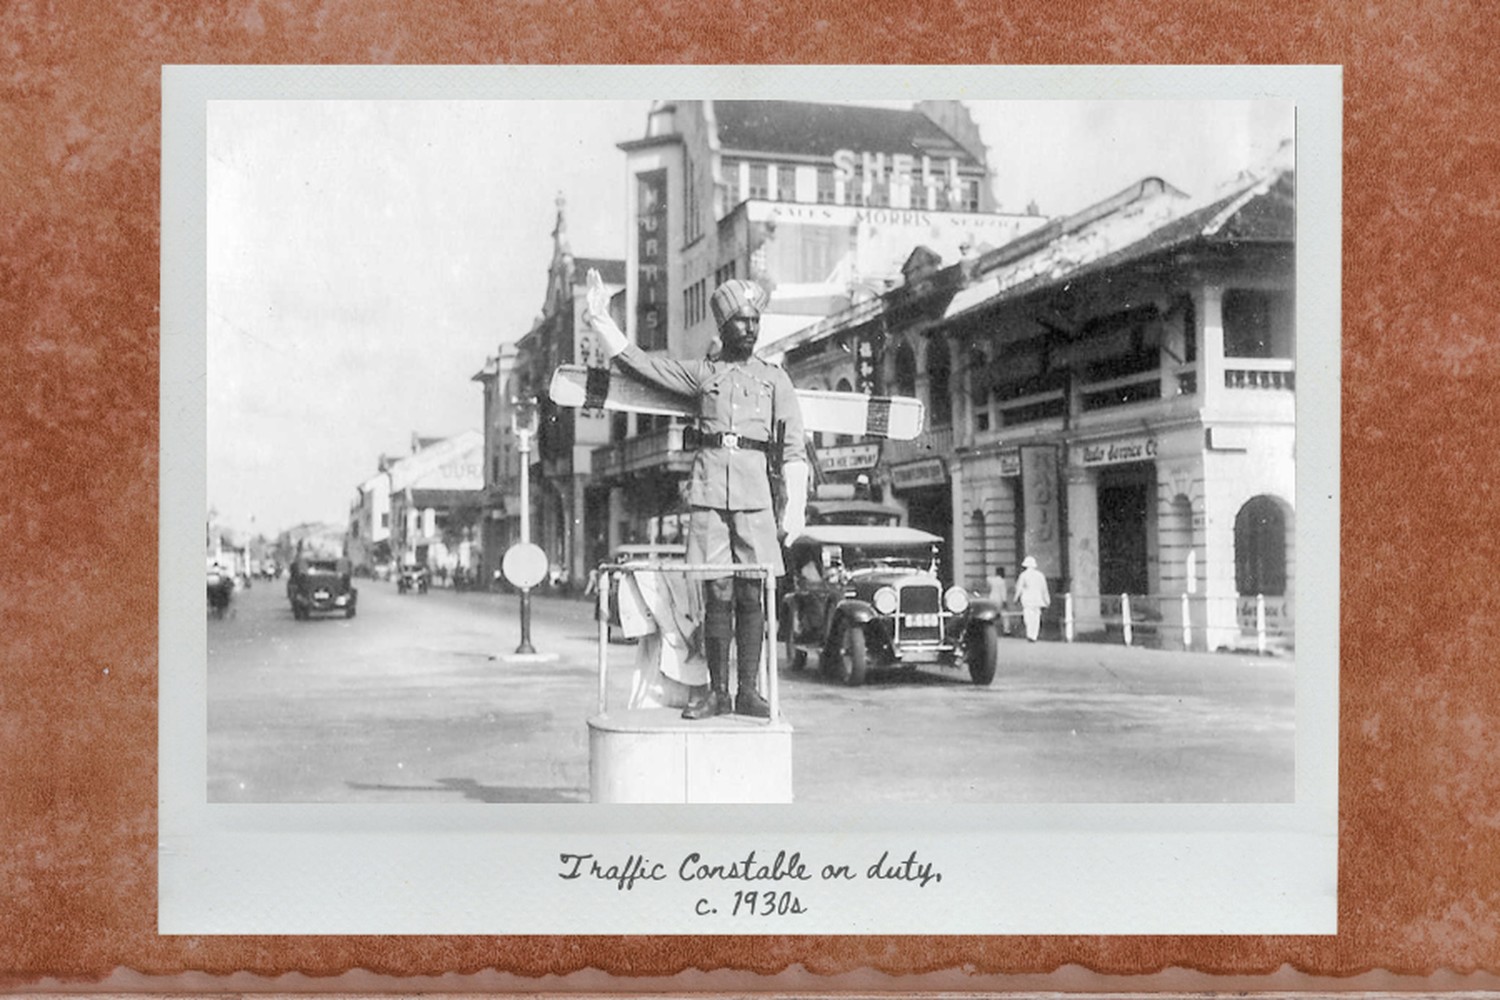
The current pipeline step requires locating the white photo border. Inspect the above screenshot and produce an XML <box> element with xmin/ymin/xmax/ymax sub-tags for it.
<box><xmin>161</xmin><ymin>64</ymin><xmax>1340</xmax><ymax>935</ymax></box>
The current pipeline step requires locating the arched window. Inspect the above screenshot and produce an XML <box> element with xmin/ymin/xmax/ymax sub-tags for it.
<box><xmin>969</xmin><ymin>344</ymin><xmax>991</xmax><ymax>432</ymax></box>
<box><xmin>927</xmin><ymin>337</ymin><xmax>952</xmax><ymax>427</ymax></box>
<box><xmin>1235</xmin><ymin>495</ymin><xmax>1287</xmax><ymax>596</ymax></box>
<box><xmin>894</xmin><ymin>341</ymin><xmax>917</xmax><ymax>398</ymax></box>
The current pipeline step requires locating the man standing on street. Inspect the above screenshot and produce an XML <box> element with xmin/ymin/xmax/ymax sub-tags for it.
<box><xmin>1014</xmin><ymin>555</ymin><xmax>1051</xmax><ymax>642</ymax></box>
<box><xmin>583</xmin><ymin>269</ymin><xmax>808</xmax><ymax>720</ymax></box>
<box><xmin>988</xmin><ymin>566</ymin><xmax>1011</xmax><ymax>635</ymax></box>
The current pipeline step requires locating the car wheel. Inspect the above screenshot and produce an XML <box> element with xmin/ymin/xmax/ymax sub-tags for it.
<box><xmin>835</xmin><ymin>624</ymin><xmax>868</xmax><ymax>687</ymax></box>
<box><xmin>966</xmin><ymin>624</ymin><xmax>998</xmax><ymax>686</ymax></box>
<box><xmin>346</xmin><ymin>605</ymin><xmax>356</xmax><ymax>619</ymax></box>
<box><xmin>784</xmin><ymin>604</ymin><xmax>806</xmax><ymax>671</ymax></box>
<box><xmin>293</xmin><ymin>605</ymin><xmax>307</xmax><ymax>621</ymax></box>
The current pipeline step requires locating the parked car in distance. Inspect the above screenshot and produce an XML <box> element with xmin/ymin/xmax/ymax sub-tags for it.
<box><xmin>287</xmin><ymin>556</ymin><xmax>358</xmax><ymax>620</ymax></box>
<box><xmin>396</xmin><ymin>565</ymin><xmax>429</xmax><ymax>595</ymax></box>
<box><xmin>782</xmin><ymin>526</ymin><xmax>1000</xmax><ymax>687</ymax></box>
<box><xmin>206</xmin><ymin>561</ymin><xmax>234</xmax><ymax>618</ymax></box>
<box><xmin>601</xmin><ymin>543</ymin><xmax>687</xmax><ymax>643</ymax></box>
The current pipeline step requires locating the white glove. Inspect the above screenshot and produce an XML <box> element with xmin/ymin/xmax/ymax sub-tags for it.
<box><xmin>780</xmin><ymin>460</ymin><xmax>809</xmax><ymax>539</ymax></box>
<box><xmin>584</xmin><ymin>268</ymin><xmax>629</xmax><ymax>359</ymax></box>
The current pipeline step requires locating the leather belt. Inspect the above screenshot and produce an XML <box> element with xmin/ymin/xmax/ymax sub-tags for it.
<box><xmin>692</xmin><ymin>430</ymin><xmax>771</xmax><ymax>453</ymax></box>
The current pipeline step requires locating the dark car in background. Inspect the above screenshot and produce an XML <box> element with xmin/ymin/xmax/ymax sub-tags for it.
<box><xmin>287</xmin><ymin>556</ymin><xmax>358</xmax><ymax>620</ymax></box>
<box><xmin>782</xmin><ymin>526</ymin><xmax>1000</xmax><ymax>687</ymax></box>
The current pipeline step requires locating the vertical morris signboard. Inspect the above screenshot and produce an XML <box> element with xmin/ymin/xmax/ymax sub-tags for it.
<box><xmin>1020</xmin><ymin>445</ymin><xmax>1061</xmax><ymax>578</ymax></box>
<box><xmin>636</xmin><ymin>169</ymin><xmax>668</xmax><ymax>350</ymax></box>
<box><xmin>855</xmin><ymin>332</ymin><xmax>878</xmax><ymax>394</ymax></box>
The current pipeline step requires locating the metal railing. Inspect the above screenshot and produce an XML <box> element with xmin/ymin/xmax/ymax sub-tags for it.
<box><xmin>595</xmin><ymin>561</ymin><xmax>780</xmax><ymax>722</ymax></box>
<box><xmin>590</xmin><ymin>425</ymin><xmax>693</xmax><ymax>478</ymax></box>
<box><xmin>1057</xmin><ymin>591</ymin><xmax>1292</xmax><ymax>654</ymax></box>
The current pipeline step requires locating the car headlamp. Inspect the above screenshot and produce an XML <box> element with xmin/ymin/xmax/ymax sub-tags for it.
<box><xmin>943</xmin><ymin>586</ymin><xmax>970</xmax><ymax>613</ymax></box>
<box><xmin>872</xmin><ymin>587</ymin><xmax>899</xmax><ymax>615</ymax></box>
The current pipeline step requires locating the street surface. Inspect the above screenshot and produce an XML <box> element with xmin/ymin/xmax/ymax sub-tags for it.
<box><xmin>208</xmin><ymin>579</ymin><xmax>1294</xmax><ymax>804</ymax></box>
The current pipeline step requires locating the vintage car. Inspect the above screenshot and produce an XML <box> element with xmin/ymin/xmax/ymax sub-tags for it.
<box><xmin>206</xmin><ymin>561</ymin><xmax>234</xmax><ymax>618</ymax></box>
<box><xmin>781</xmin><ymin>526</ymin><xmax>1000</xmax><ymax>686</ymax></box>
<box><xmin>396</xmin><ymin>564</ymin><xmax>429</xmax><ymax>595</ymax></box>
<box><xmin>286</xmin><ymin>555</ymin><xmax>358</xmax><ymax>620</ymax></box>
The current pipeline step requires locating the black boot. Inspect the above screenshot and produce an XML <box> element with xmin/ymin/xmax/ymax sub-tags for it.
<box><xmin>733</xmin><ymin>579</ymin><xmax>770</xmax><ymax>718</ymax></box>
<box><xmin>683</xmin><ymin>637</ymin><xmax>731</xmax><ymax>720</ymax></box>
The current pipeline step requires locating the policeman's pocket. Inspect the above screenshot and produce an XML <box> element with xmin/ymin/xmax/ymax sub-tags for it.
<box><xmin>747</xmin><ymin>377</ymin><xmax>775</xmax><ymax>426</ymax></box>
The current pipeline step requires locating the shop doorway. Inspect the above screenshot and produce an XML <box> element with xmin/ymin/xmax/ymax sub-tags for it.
<box><xmin>1097</xmin><ymin>467</ymin><xmax>1152</xmax><ymax>596</ymax></box>
<box><xmin>901</xmin><ymin>482</ymin><xmax>952</xmax><ymax>583</ymax></box>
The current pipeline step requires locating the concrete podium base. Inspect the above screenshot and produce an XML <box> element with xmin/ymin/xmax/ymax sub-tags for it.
<box><xmin>587</xmin><ymin>708</ymin><xmax>793</xmax><ymax>804</ymax></box>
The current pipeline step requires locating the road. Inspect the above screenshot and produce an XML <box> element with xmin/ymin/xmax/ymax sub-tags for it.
<box><xmin>208</xmin><ymin>578</ymin><xmax>1295</xmax><ymax>804</ymax></box>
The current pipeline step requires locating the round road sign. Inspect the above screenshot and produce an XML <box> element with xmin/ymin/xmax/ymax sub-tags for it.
<box><xmin>502</xmin><ymin>542</ymin><xmax>549</xmax><ymax>589</ymax></box>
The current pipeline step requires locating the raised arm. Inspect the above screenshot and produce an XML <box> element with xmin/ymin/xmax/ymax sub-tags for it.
<box><xmin>582</xmin><ymin>268</ymin><xmax>702</xmax><ymax>397</ymax></box>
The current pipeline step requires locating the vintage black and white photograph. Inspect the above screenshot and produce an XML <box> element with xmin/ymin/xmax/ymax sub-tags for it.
<box><xmin>203</xmin><ymin>91</ymin><xmax>1301</xmax><ymax>808</ymax></box>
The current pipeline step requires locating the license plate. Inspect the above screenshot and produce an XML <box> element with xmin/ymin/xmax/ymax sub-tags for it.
<box><xmin>313</xmin><ymin>589</ymin><xmax>330</xmax><ymax>600</ymax></box>
<box><xmin>904</xmin><ymin>613</ymin><xmax>939</xmax><ymax>628</ymax></box>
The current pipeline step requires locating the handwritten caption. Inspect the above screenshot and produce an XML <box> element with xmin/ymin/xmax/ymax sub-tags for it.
<box><xmin>558</xmin><ymin>849</ymin><xmax>942</xmax><ymax>918</ymax></box>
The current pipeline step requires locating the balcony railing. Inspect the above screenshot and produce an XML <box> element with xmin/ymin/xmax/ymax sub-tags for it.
<box><xmin>1079</xmin><ymin>369</ymin><xmax>1163</xmax><ymax>412</ymax></box>
<box><xmin>1224</xmin><ymin>357</ymin><xmax>1295</xmax><ymax>391</ymax></box>
<box><xmin>591</xmin><ymin>425</ymin><xmax>693</xmax><ymax>479</ymax></box>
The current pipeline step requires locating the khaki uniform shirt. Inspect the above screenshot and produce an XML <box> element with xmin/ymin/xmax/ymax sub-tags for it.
<box><xmin>616</xmin><ymin>345</ymin><xmax>806</xmax><ymax>511</ymax></box>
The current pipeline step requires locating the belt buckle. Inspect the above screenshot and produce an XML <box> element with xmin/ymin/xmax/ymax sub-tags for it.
<box><xmin>721</xmin><ymin>432</ymin><xmax>739</xmax><ymax>450</ymax></box>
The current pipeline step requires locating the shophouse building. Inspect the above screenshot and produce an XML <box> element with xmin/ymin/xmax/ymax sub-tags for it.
<box><xmin>379</xmin><ymin>429</ymin><xmax>486</xmax><ymax>579</ymax></box>
<box><xmin>346</xmin><ymin>470</ymin><xmax>393</xmax><ymax>573</ymax></box>
<box><xmin>780</xmin><ymin>158</ymin><xmax>1297</xmax><ymax>651</ymax></box>
<box><xmin>588</xmin><ymin>99</ymin><xmax>1043</xmax><ymax>553</ymax></box>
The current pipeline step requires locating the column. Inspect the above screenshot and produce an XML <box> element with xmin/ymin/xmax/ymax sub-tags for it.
<box><xmin>1065</xmin><ymin>465</ymin><xmax>1102</xmax><ymax>632</ymax></box>
<box><xmin>1196</xmin><ymin>284</ymin><xmax>1226</xmax><ymax>415</ymax></box>
<box><xmin>949</xmin><ymin>459</ymin><xmax>966</xmax><ymax>588</ymax></box>
<box><xmin>1200</xmin><ymin>460</ymin><xmax>1241</xmax><ymax>651</ymax></box>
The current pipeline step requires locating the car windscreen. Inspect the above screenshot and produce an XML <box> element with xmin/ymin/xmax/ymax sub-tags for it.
<box><xmin>300</xmin><ymin>559</ymin><xmax>342</xmax><ymax>576</ymax></box>
<box><xmin>841</xmin><ymin>546</ymin><xmax>932</xmax><ymax>570</ymax></box>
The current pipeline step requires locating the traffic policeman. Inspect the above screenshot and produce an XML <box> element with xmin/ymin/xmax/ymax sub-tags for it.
<box><xmin>584</xmin><ymin>270</ymin><xmax>808</xmax><ymax>719</ymax></box>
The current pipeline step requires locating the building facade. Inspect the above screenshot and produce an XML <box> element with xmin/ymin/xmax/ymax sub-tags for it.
<box><xmin>380</xmin><ymin>430</ymin><xmax>486</xmax><ymax>578</ymax></box>
<box><xmin>782</xmin><ymin>159</ymin><xmax>1297</xmax><ymax>651</ymax></box>
<box><xmin>482</xmin><ymin>197</ymin><xmax>626</xmax><ymax>588</ymax></box>
<box><xmin>590</xmin><ymin>99</ymin><xmax>1043</xmax><ymax>553</ymax></box>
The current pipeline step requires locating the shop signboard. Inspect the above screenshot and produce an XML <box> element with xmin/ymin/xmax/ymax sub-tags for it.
<box><xmin>1020</xmin><ymin>445</ymin><xmax>1061</xmax><ymax>577</ymax></box>
<box><xmin>635</xmin><ymin>169</ymin><xmax>668</xmax><ymax>350</ymax></box>
<box><xmin>1237</xmin><ymin>595</ymin><xmax>1294</xmax><ymax>634</ymax></box>
<box><xmin>999</xmin><ymin>451</ymin><xmax>1020</xmax><ymax>478</ymax></box>
<box><xmin>854</xmin><ymin>334</ymin><xmax>878</xmax><ymax>393</ymax></box>
<box><xmin>818</xmin><ymin>443</ymin><xmax>880</xmax><ymax>473</ymax></box>
<box><xmin>1077</xmin><ymin>434</ymin><xmax>1159</xmax><ymax>468</ymax></box>
<box><xmin>890</xmin><ymin>457</ymin><xmax>946</xmax><ymax>490</ymax></box>
<box><xmin>745</xmin><ymin>201</ymin><xmax>1044</xmax><ymax>318</ymax></box>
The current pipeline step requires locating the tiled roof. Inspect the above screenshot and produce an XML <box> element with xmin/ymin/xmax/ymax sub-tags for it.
<box><xmin>712</xmin><ymin>101</ymin><xmax>981</xmax><ymax>165</ymax></box>
<box><xmin>948</xmin><ymin>168</ymin><xmax>1294</xmax><ymax>319</ymax></box>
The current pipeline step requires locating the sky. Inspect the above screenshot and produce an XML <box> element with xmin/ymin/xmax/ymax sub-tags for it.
<box><xmin>206</xmin><ymin>97</ymin><xmax>1293</xmax><ymax>538</ymax></box>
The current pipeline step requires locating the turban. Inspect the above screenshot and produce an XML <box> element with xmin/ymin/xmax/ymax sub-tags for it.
<box><xmin>709</xmin><ymin>279</ymin><xmax>770</xmax><ymax>328</ymax></box>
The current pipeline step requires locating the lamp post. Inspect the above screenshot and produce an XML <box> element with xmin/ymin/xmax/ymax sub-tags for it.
<box><xmin>511</xmin><ymin>395</ymin><xmax>538</xmax><ymax>655</ymax></box>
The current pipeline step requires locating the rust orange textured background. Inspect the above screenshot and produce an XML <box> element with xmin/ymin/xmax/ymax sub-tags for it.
<box><xmin>2</xmin><ymin>0</ymin><xmax>1498</xmax><ymax>991</ymax></box>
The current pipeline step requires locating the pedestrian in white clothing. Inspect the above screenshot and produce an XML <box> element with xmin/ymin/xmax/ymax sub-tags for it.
<box><xmin>987</xmin><ymin>567</ymin><xmax>1012</xmax><ymax>635</ymax></box>
<box><xmin>1013</xmin><ymin>555</ymin><xmax>1051</xmax><ymax>642</ymax></box>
